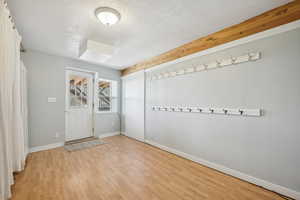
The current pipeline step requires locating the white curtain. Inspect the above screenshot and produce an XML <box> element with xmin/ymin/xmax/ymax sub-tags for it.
<box><xmin>0</xmin><ymin>1</ymin><xmax>28</xmax><ymax>199</ymax></box>
<box><xmin>20</xmin><ymin>61</ymin><xmax>29</xmax><ymax>159</ymax></box>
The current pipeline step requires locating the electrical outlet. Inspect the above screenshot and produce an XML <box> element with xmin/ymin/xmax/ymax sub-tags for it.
<box><xmin>55</xmin><ymin>132</ymin><xmax>60</xmax><ymax>138</ymax></box>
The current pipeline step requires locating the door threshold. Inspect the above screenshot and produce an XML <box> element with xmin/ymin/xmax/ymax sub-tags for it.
<box><xmin>65</xmin><ymin>136</ymin><xmax>98</xmax><ymax>145</ymax></box>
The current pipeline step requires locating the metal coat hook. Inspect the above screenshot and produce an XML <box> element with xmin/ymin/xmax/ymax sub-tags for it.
<box><xmin>209</xmin><ymin>108</ymin><xmax>214</xmax><ymax>113</ymax></box>
<box><xmin>249</xmin><ymin>52</ymin><xmax>256</xmax><ymax>60</ymax></box>
<box><xmin>246</xmin><ymin>53</ymin><xmax>251</xmax><ymax>60</ymax></box>
<box><xmin>223</xmin><ymin>109</ymin><xmax>228</xmax><ymax>115</ymax></box>
<box><xmin>239</xmin><ymin>109</ymin><xmax>244</xmax><ymax>115</ymax></box>
<box><xmin>231</xmin><ymin>56</ymin><xmax>237</xmax><ymax>64</ymax></box>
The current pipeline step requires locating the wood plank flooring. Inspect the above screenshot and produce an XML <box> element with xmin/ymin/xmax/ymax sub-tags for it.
<box><xmin>11</xmin><ymin>135</ymin><xmax>288</xmax><ymax>200</ymax></box>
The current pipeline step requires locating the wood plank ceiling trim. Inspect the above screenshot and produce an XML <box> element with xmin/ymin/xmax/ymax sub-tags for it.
<box><xmin>121</xmin><ymin>1</ymin><xmax>300</xmax><ymax>76</ymax></box>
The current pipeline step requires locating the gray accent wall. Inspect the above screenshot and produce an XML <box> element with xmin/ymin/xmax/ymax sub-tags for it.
<box><xmin>145</xmin><ymin>28</ymin><xmax>300</xmax><ymax>192</ymax></box>
<box><xmin>22</xmin><ymin>50</ymin><xmax>121</xmax><ymax>148</ymax></box>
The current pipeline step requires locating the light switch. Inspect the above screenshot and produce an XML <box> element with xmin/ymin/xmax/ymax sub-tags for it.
<box><xmin>48</xmin><ymin>97</ymin><xmax>57</xmax><ymax>103</ymax></box>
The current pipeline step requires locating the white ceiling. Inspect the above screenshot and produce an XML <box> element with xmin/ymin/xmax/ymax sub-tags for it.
<box><xmin>8</xmin><ymin>0</ymin><xmax>292</xmax><ymax>70</ymax></box>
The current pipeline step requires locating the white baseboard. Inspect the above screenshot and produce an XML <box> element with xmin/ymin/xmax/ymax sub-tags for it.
<box><xmin>145</xmin><ymin>139</ymin><xmax>300</xmax><ymax>200</ymax></box>
<box><xmin>29</xmin><ymin>133</ymin><xmax>121</xmax><ymax>153</ymax></box>
<box><xmin>30</xmin><ymin>142</ymin><xmax>64</xmax><ymax>153</ymax></box>
<box><xmin>120</xmin><ymin>132</ymin><xmax>126</xmax><ymax>135</ymax></box>
<box><xmin>98</xmin><ymin>132</ymin><xmax>120</xmax><ymax>139</ymax></box>
<box><xmin>119</xmin><ymin>132</ymin><xmax>145</xmax><ymax>143</ymax></box>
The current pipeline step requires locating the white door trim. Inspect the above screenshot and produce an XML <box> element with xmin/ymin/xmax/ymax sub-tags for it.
<box><xmin>66</xmin><ymin>67</ymin><xmax>98</xmax><ymax>75</ymax></box>
<box><xmin>65</xmin><ymin>68</ymin><xmax>98</xmax><ymax>142</ymax></box>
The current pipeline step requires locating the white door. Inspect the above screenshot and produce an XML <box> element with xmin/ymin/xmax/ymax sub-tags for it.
<box><xmin>65</xmin><ymin>70</ymin><xmax>94</xmax><ymax>141</ymax></box>
<box><xmin>122</xmin><ymin>71</ymin><xmax>145</xmax><ymax>142</ymax></box>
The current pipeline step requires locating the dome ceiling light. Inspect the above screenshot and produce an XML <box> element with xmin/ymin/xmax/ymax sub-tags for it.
<box><xmin>95</xmin><ymin>7</ymin><xmax>121</xmax><ymax>26</ymax></box>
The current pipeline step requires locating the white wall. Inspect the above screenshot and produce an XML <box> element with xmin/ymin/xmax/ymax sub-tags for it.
<box><xmin>145</xmin><ymin>28</ymin><xmax>300</xmax><ymax>196</ymax></box>
<box><xmin>22</xmin><ymin>50</ymin><xmax>121</xmax><ymax>148</ymax></box>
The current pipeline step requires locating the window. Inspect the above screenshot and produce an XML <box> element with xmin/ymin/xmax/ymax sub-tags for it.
<box><xmin>69</xmin><ymin>75</ymin><xmax>89</xmax><ymax>108</ymax></box>
<box><xmin>97</xmin><ymin>79</ymin><xmax>118</xmax><ymax>113</ymax></box>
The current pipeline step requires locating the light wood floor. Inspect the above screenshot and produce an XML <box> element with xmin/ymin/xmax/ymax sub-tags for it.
<box><xmin>12</xmin><ymin>135</ymin><xmax>287</xmax><ymax>200</ymax></box>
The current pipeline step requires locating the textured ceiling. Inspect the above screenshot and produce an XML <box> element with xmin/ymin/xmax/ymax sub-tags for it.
<box><xmin>8</xmin><ymin>0</ymin><xmax>292</xmax><ymax>69</ymax></box>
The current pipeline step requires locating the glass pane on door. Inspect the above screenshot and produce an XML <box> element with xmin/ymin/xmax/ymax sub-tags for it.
<box><xmin>69</xmin><ymin>75</ymin><xmax>89</xmax><ymax>108</ymax></box>
<box><xmin>82</xmin><ymin>78</ymin><xmax>88</xmax><ymax>106</ymax></box>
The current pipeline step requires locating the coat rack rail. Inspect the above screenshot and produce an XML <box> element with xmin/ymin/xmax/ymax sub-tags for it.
<box><xmin>152</xmin><ymin>106</ymin><xmax>262</xmax><ymax>117</ymax></box>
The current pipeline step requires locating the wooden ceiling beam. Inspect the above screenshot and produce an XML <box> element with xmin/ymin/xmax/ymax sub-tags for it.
<box><xmin>121</xmin><ymin>1</ymin><xmax>300</xmax><ymax>76</ymax></box>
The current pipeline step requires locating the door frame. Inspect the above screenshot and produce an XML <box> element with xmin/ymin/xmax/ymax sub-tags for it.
<box><xmin>65</xmin><ymin>67</ymin><xmax>98</xmax><ymax>142</ymax></box>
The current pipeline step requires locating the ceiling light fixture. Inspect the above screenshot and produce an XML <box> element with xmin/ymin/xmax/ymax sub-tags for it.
<box><xmin>95</xmin><ymin>7</ymin><xmax>121</xmax><ymax>26</ymax></box>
